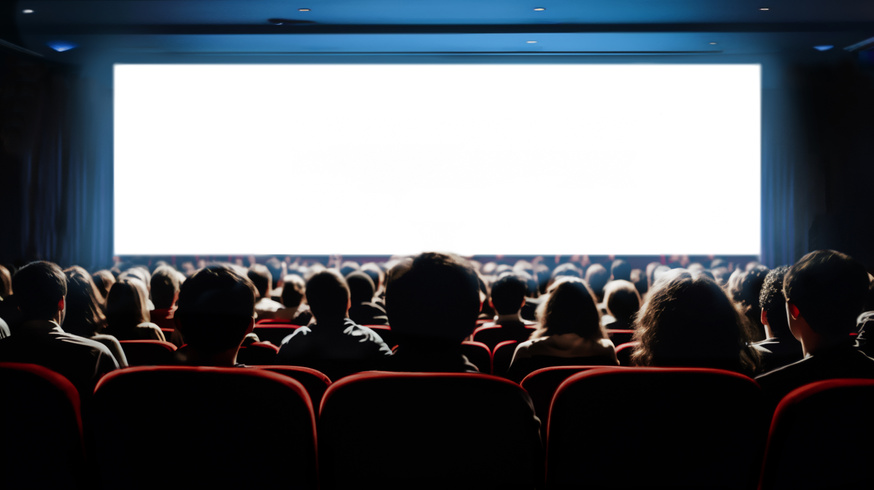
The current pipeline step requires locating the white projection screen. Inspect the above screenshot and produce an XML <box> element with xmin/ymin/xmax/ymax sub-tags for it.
<box><xmin>114</xmin><ymin>63</ymin><xmax>761</xmax><ymax>257</ymax></box>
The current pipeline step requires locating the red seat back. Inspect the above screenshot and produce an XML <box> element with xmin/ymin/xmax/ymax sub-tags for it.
<box><xmin>252</xmin><ymin>324</ymin><xmax>300</xmax><ymax>346</ymax></box>
<box><xmin>760</xmin><ymin>378</ymin><xmax>874</xmax><ymax>490</ymax></box>
<box><xmin>254</xmin><ymin>365</ymin><xmax>332</xmax><ymax>412</ymax></box>
<box><xmin>0</xmin><ymin>362</ymin><xmax>85</xmax><ymax>489</ymax></box>
<box><xmin>318</xmin><ymin>371</ymin><xmax>542</xmax><ymax>489</ymax></box>
<box><xmin>460</xmin><ymin>340</ymin><xmax>492</xmax><ymax>374</ymax></box>
<box><xmin>90</xmin><ymin>366</ymin><xmax>317</xmax><ymax>489</ymax></box>
<box><xmin>520</xmin><ymin>365</ymin><xmax>609</xmax><ymax>435</ymax></box>
<box><xmin>118</xmin><ymin>339</ymin><xmax>177</xmax><ymax>366</ymax></box>
<box><xmin>614</xmin><ymin>340</ymin><xmax>639</xmax><ymax>366</ymax></box>
<box><xmin>547</xmin><ymin>367</ymin><xmax>767</xmax><ymax>489</ymax></box>
<box><xmin>491</xmin><ymin>339</ymin><xmax>519</xmax><ymax>377</ymax></box>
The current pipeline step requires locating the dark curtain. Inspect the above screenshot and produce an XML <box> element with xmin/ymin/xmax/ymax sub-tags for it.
<box><xmin>0</xmin><ymin>53</ymin><xmax>112</xmax><ymax>271</ymax></box>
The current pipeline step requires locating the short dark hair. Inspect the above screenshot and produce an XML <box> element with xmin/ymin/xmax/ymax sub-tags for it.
<box><xmin>611</xmin><ymin>259</ymin><xmax>632</xmax><ymax>282</ymax></box>
<box><xmin>306</xmin><ymin>270</ymin><xmax>350</xmax><ymax>320</ymax></box>
<box><xmin>280</xmin><ymin>274</ymin><xmax>305</xmax><ymax>308</ymax></box>
<box><xmin>385</xmin><ymin>252</ymin><xmax>481</xmax><ymax>343</ymax></box>
<box><xmin>759</xmin><ymin>266</ymin><xmax>790</xmax><ymax>338</ymax></box>
<box><xmin>13</xmin><ymin>261</ymin><xmax>67</xmax><ymax>321</ymax></box>
<box><xmin>783</xmin><ymin>250</ymin><xmax>869</xmax><ymax>336</ymax></box>
<box><xmin>150</xmin><ymin>266</ymin><xmax>181</xmax><ymax>310</ymax></box>
<box><xmin>175</xmin><ymin>265</ymin><xmax>257</xmax><ymax>353</ymax></box>
<box><xmin>490</xmin><ymin>273</ymin><xmax>527</xmax><ymax>315</ymax></box>
<box><xmin>345</xmin><ymin>271</ymin><xmax>375</xmax><ymax>304</ymax></box>
<box><xmin>247</xmin><ymin>264</ymin><xmax>272</xmax><ymax>299</ymax></box>
<box><xmin>585</xmin><ymin>263</ymin><xmax>610</xmax><ymax>301</ymax></box>
<box><xmin>603</xmin><ymin>280</ymin><xmax>641</xmax><ymax>325</ymax></box>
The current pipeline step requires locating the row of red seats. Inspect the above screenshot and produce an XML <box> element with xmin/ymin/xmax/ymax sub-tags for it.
<box><xmin>2</xmin><ymin>362</ymin><xmax>871</xmax><ymax>489</ymax></box>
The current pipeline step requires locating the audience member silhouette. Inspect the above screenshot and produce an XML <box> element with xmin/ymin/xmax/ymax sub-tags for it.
<box><xmin>276</xmin><ymin>269</ymin><xmax>391</xmax><ymax>379</ymax></box>
<box><xmin>475</xmin><ymin>273</ymin><xmax>536</xmax><ymax>345</ymax></box>
<box><xmin>91</xmin><ymin>269</ymin><xmax>115</xmax><ymax>300</ymax></box>
<box><xmin>631</xmin><ymin>269</ymin><xmax>760</xmax><ymax>375</ymax></box>
<box><xmin>751</xmin><ymin>266</ymin><xmax>802</xmax><ymax>372</ymax></box>
<box><xmin>508</xmin><ymin>277</ymin><xmax>619</xmax><ymax>381</ymax></box>
<box><xmin>382</xmin><ymin>252</ymin><xmax>482</xmax><ymax>372</ymax></box>
<box><xmin>730</xmin><ymin>264</ymin><xmax>770</xmax><ymax>341</ymax></box>
<box><xmin>0</xmin><ymin>261</ymin><xmax>119</xmax><ymax>397</ymax></box>
<box><xmin>602</xmin><ymin>279</ymin><xmax>641</xmax><ymax>330</ymax></box>
<box><xmin>0</xmin><ymin>263</ymin><xmax>18</xmax><ymax>326</ymax></box>
<box><xmin>173</xmin><ymin>264</ymin><xmax>258</xmax><ymax>366</ymax></box>
<box><xmin>756</xmin><ymin>250</ymin><xmax>874</xmax><ymax>408</ymax></box>
<box><xmin>273</xmin><ymin>274</ymin><xmax>313</xmax><ymax>324</ymax></box>
<box><xmin>62</xmin><ymin>266</ymin><xmax>128</xmax><ymax>367</ymax></box>
<box><xmin>105</xmin><ymin>278</ymin><xmax>166</xmax><ymax>341</ymax></box>
<box><xmin>346</xmin><ymin>271</ymin><xmax>389</xmax><ymax>325</ymax></box>
<box><xmin>248</xmin><ymin>264</ymin><xmax>285</xmax><ymax>320</ymax></box>
<box><xmin>610</xmin><ymin>259</ymin><xmax>632</xmax><ymax>282</ymax></box>
<box><xmin>149</xmin><ymin>265</ymin><xmax>184</xmax><ymax>346</ymax></box>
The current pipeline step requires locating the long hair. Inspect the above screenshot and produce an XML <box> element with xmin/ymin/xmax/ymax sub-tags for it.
<box><xmin>105</xmin><ymin>278</ymin><xmax>150</xmax><ymax>332</ymax></box>
<box><xmin>532</xmin><ymin>277</ymin><xmax>604</xmax><ymax>341</ymax></box>
<box><xmin>63</xmin><ymin>266</ymin><xmax>108</xmax><ymax>337</ymax></box>
<box><xmin>631</xmin><ymin>269</ymin><xmax>760</xmax><ymax>375</ymax></box>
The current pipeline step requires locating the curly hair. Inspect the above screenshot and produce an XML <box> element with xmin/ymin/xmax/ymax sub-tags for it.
<box><xmin>631</xmin><ymin>269</ymin><xmax>760</xmax><ymax>375</ymax></box>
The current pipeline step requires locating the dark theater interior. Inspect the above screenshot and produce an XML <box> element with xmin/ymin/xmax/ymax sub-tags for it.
<box><xmin>2</xmin><ymin>1</ymin><xmax>874</xmax><ymax>489</ymax></box>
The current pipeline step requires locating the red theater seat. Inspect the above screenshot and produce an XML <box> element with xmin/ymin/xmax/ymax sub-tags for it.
<box><xmin>614</xmin><ymin>340</ymin><xmax>639</xmax><ymax>366</ymax></box>
<box><xmin>0</xmin><ymin>362</ymin><xmax>85</xmax><ymax>489</ymax></box>
<box><xmin>254</xmin><ymin>365</ymin><xmax>332</xmax><ymax>412</ymax></box>
<box><xmin>491</xmin><ymin>339</ymin><xmax>519</xmax><ymax>377</ymax></box>
<box><xmin>759</xmin><ymin>378</ymin><xmax>874</xmax><ymax>490</ymax></box>
<box><xmin>119</xmin><ymin>339</ymin><xmax>177</xmax><ymax>366</ymax></box>
<box><xmin>460</xmin><ymin>340</ymin><xmax>492</xmax><ymax>374</ymax></box>
<box><xmin>318</xmin><ymin>371</ymin><xmax>542</xmax><ymax>489</ymax></box>
<box><xmin>236</xmin><ymin>341</ymin><xmax>279</xmax><ymax>365</ymax></box>
<box><xmin>471</xmin><ymin>324</ymin><xmax>537</xmax><ymax>350</ymax></box>
<box><xmin>252</xmin><ymin>324</ymin><xmax>299</xmax><ymax>346</ymax></box>
<box><xmin>90</xmin><ymin>366</ymin><xmax>317</xmax><ymax>490</ymax></box>
<box><xmin>520</xmin><ymin>365</ymin><xmax>612</xmax><ymax>435</ymax></box>
<box><xmin>546</xmin><ymin>367</ymin><xmax>768</xmax><ymax>489</ymax></box>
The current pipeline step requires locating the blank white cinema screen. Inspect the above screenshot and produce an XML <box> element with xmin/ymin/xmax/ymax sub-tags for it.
<box><xmin>113</xmin><ymin>63</ymin><xmax>761</xmax><ymax>256</ymax></box>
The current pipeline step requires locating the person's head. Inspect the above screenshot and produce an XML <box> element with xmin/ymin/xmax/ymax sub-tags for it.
<box><xmin>91</xmin><ymin>270</ymin><xmax>115</xmax><ymax>300</ymax></box>
<box><xmin>490</xmin><ymin>273</ymin><xmax>528</xmax><ymax>315</ymax></box>
<box><xmin>759</xmin><ymin>266</ymin><xmax>791</xmax><ymax>339</ymax></box>
<box><xmin>150</xmin><ymin>265</ymin><xmax>181</xmax><ymax>310</ymax></box>
<box><xmin>346</xmin><ymin>271</ymin><xmax>376</xmax><ymax>305</ymax></box>
<box><xmin>603</xmin><ymin>280</ymin><xmax>642</xmax><ymax>325</ymax></box>
<box><xmin>0</xmin><ymin>264</ymin><xmax>12</xmax><ymax>299</ymax></box>
<box><xmin>631</xmin><ymin>269</ymin><xmax>759</xmax><ymax>374</ymax></box>
<box><xmin>105</xmin><ymin>278</ymin><xmax>150</xmax><ymax>331</ymax></box>
<box><xmin>63</xmin><ymin>266</ymin><xmax>107</xmax><ymax>337</ymax></box>
<box><xmin>307</xmin><ymin>270</ymin><xmax>351</xmax><ymax>322</ymax></box>
<box><xmin>385</xmin><ymin>252</ymin><xmax>481</xmax><ymax>344</ymax></box>
<box><xmin>360</xmin><ymin>262</ymin><xmax>385</xmax><ymax>293</ymax></box>
<box><xmin>247</xmin><ymin>264</ymin><xmax>272</xmax><ymax>299</ymax></box>
<box><xmin>339</xmin><ymin>261</ymin><xmax>360</xmax><ymax>278</ymax></box>
<box><xmin>174</xmin><ymin>264</ymin><xmax>257</xmax><ymax>354</ymax></box>
<box><xmin>280</xmin><ymin>274</ymin><xmax>306</xmax><ymax>308</ymax></box>
<box><xmin>535</xmin><ymin>277</ymin><xmax>604</xmax><ymax>340</ymax></box>
<box><xmin>610</xmin><ymin>259</ymin><xmax>632</xmax><ymax>282</ymax></box>
<box><xmin>783</xmin><ymin>250</ymin><xmax>869</xmax><ymax>338</ymax></box>
<box><xmin>13</xmin><ymin>261</ymin><xmax>67</xmax><ymax>322</ymax></box>
<box><xmin>585</xmin><ymin>263</ymin><xmax>610</xmax><ymax>302</ymax></box>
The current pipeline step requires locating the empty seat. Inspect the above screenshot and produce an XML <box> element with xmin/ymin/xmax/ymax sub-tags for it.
<box><xmin>471</xmin><ymin>324</ymin><xmax>537</xmax><ymax>350</ymax></box>
<box><xmin>236</xmin><ymin>341</ymin><xmax>279</xmax><ymax>365</ymax></box>
<box><xmin>460</xmin><ymin>340</ymin><xmax>492</xmax><ymax>374</ymax></box>
<box><xmin>0</xmin><ymin>362</ymin><xmax>85</xmax><ymax>489</ymax></box>
<box><xmin>254</xmin><ymin>365</ymin><xmax>332</xmax><ymax>412</ymax></box>
<box><xmin>252</xmin><ymin>324</ymin><xmax>300</xmax><ymax>346</ymax></box>
<box><xmin>520</xmin><ymin>365</ymin><xmax>607</xmax><ymax>434</ymax></box>
<box><xmin>759</xmin><ymin>378</ymin><xmax>874</xmax><ymax>490</ymax></box>
<box><xmin>119</xmin><ymin>339</ymin><xmax>177</xmax><ymax>366</ymax></box>
<box><xmin>90</xmin><ymin>366</ymin><xmax>317</xmax><ymax>490</ymax></box>
<box><xmin>546</xmin><ymin>367</ymin><xmax>768</xmax><ymax>489</ymax></box>
<box><xmin>492</xmin><ymin>340</ymin><xmax>519</xmax><ymax>377</ymax></box>
<box><xmin>318</xmin><ymin>371</ymin><xmax>542</xmax><ymax>489</ymax></box>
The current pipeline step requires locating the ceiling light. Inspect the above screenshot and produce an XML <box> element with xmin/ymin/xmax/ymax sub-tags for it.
<box><xmin>22</xmin><ymin>9</ymin><xmax>34</xmax><ymax>14</ymax></box>
<box><xmin>814</xmin><ymin>45</ymin><xmax>834</xmax><ymax>52</ymax></box>
<box><xmin>759</xmin><ymin>7</ymin><xmax>770</xmax><ymax>11</ymax></box>
<box><xmin>709</xmin><ymin>42</ymin><xmax>718</xmax><ymax>45</ymax></box>
<box><xmin>533</xmin><ymin>7</ymin><xmax>546</xmax><ymax>11</ymax></box>
<box><xmin>527</xmin><ymin>40</ymin><xmax>538</xmax><ymax>44</ymax></box>
<box><xmin>47</xmin><ymin>41</ymin><xmax>77</xmax><ymax>53</ymax></box>
<box><xmin>298</xmin><ymin>8</ymin><xmax>310</xmax><ymax>12</ymax></box>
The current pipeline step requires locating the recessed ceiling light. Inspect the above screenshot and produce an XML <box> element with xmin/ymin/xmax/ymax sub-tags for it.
<box><xmin>759</xmin><ymin>7</ymin><xmax>770</xmax><ymax>11</ymax></box>
<box><xmin>814</xmin><ymin>45</ymin><xmax>834</xmax><ymax>52</ymax></box>
<box><xmin>22</xmin><ymin>9</ymin><xmax>34</xmax><ymax>14</ymax></box>
<box><xmin>47</xmin><ymin>41</ymin><xmax>77</xmax><ymax>53</ymax></box>
<box><xmin>527</xmin><ymin>40</ymin><xmax>538</xmax><ymax>44</ymax></box>
<box><xmin>709</xmin><ymin>42</ymin><xmax>718</xmax><ymax>45</ymax></box>
<box><xmin>533</xmin><ymin>7</ymin><xmax>546</xmax><ymax>11</ymax></box>
<box><xmin>298</xmin><ymin>8</ymin><xmax>310</xmax><ymax>12</ymax></box>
